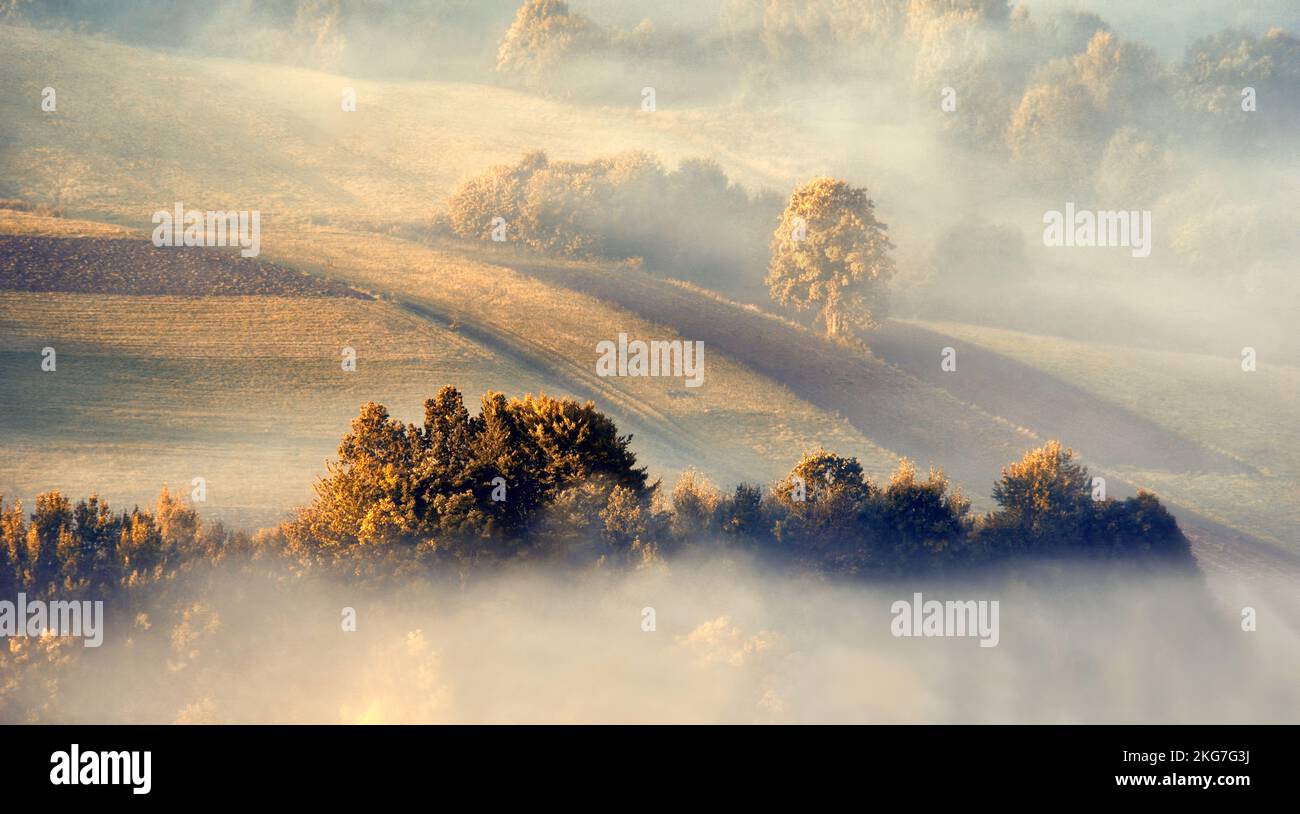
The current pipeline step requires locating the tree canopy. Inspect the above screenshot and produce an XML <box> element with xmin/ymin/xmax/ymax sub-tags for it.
<box><xmin>766</xmin><ymin>177</ymin><xmax>896</xmax><ymax>338</ymax></box>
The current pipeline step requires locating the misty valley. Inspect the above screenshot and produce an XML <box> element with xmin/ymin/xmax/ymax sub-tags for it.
<box><xmin>0</xmin><ymin>0</ymin><xmax>1296</xmax><ymax>730</ymax></box>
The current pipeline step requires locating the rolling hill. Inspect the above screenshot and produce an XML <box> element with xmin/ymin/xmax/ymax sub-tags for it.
<box><xmin>1</xmin><ymin>22</ymin><xmax>1295</xmax><ymax>582</ymax></box>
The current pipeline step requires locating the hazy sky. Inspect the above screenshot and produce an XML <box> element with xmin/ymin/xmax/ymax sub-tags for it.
<box><xmin>1023</xmin><ymin>0</ymin><xmax>1300</xmax><ymax>58</ymax></box>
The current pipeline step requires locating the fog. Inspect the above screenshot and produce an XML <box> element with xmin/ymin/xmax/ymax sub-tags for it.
<box><xmin>8</xmin><ymin>554</ymin><xmax>1294</xmax><ymax>724</ymax></box>
<box><xmin>11</xmin><ymin>1</ymin><xmax>1296</xmax><ymax>357</ymax></box>
<box><xmin>4</xmin><ymin>2</ymin><xmax>1297</xmax><ymax>723</ymax></box>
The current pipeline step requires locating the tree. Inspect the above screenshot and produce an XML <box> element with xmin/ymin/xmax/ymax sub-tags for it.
<box><xmin>415</xmin><ymin>386</ymin><xmax>482</xmax><ymax>534</ymax></box>
<box><xmin>1007</xmin><ymin>30</ymin><xmax>1168</xmax><ymax>186</ymax></box>
<box><xmin>502</xmin><ymin>391</ymin><xmax>647</xmax><ymax>495</ymax></box>
<box><xmin>301</xmin><ymin>401</ymin><xmax>423</xmax><ymax>549</ymax></box>
<box><xmin>984</xmin><ymin>441</ymin><xmax>1092</xmax><ymax>552</ymax></box>
<box><xmin>1179</xmin><ymin>27</ymin><xmax>1300</xmax><ymax>140</ymax></box>
<box><xmin>28</xmin><ymin>491</ymin><xmax>72</xmax><ymax>594</ymax></box>
<box><xmin>872</xmin><ymin>458</ymin><xmax>972</xmax><ymax>569</ymax></box>
<box><xmin>719</xmin><ymin>483</ymin><xmax>767</xmax><ymax>544</ymax></box>
<box><xmin>120</xmin><ymin>508</ymin><xmax>164</xmax><ymax>582</ymax></box>
<box><xmin>771</xmin><ymin>449</ymin><xmax>874</xmax><ymax>566</ymax></box>
<box><xmin>601</xmin><ymin>483</ymin><xmax>654</xmax><ymax>563</ymax></box>
<box><xmin>766</xmin><ymin>177</ymin><xmax>896</xmax><ymax>338</ymax></box>
<box><xmin>461</xmin><ymin>391</ymin><xmax>544</xmax><ymax>537</ymax></box>
<box><xmin>1005</xmin><ymin>80</ymin><xmax>1101</xmax><ymax>184</ymax></box>
<box><xmin>156</xmin><ymin>488</ymin><xmax>200</xmax><ymax>559</ymax></box>
<box><xmin>75</xmin><ymin>495</ymin><xmax>122</xmax><ymax>595</ymax></box>
<box><xmin>668</xmin><ymin>469</ymin><xmax>721</xmax><ymax>543</ymax></box>
<box><xmin>0</xmin><ymin>496</ymin><xmax>23</xmax><ymax>595</ymax></box>
<box><xmin>496</xmin><ymin>0</ymin><xmax>608</xmax><ymax>82</ymax></box>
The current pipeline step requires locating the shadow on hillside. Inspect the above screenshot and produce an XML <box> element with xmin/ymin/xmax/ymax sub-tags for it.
<box><xmin>503</xmin><ymin>257</ymin><xmax>1249</xmax><ymax>482</ymax></box>
<box><xmin>497</xmin><ymin>254</ymin><xmax>1300</xmax><ymax>581</ymax></box>
<box><xmin>869</xmin><ymin>321</ymin><xmax>1255</xmax><ymax>477</ymax></box>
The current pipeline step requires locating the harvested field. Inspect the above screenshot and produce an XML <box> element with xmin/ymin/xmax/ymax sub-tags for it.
<box><xmin>0</xmin><ymin>235</ymin><xmax>364</xmax><ymax>297</ymax></box>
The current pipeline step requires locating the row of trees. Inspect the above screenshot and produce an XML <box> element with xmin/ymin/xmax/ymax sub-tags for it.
<box><xmin>0</xmin><ymin>488</ymin><xmax>257</xmax><ymax>600</ymax></box>
<box><xmin>1</xmin><ymin>389</ymin><xmax>1193</xmax><ymax>595</ymax></box>
<box><xmin>442</xmin><ymin>149</ymin><xmax>780</xmax><ymax>296</ymax></box>
<box><xmin>636</xmin><ymin>441</ymin><xmax>1187</xmax><ymax>572</ymax></box>
<box><xmin>283</xmin><ymin>388</ymin><xmax>1193</xmax><ymax>574</ymax></box>
<box><xmin>497</xmin><ymin>1</ymin><xmax>1299</xmax><ymax>152</ymax></box>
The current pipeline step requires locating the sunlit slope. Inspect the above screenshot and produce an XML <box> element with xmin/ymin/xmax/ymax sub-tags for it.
<box><xmin>0</xmin><ymin>24</ymin><xmax>980</xmax><ymax>501</ymax></box>
<box><xmin>426</xmin><ymin>246</ymin><xmax>1300</xmax><ymax>574</ymax></box>
<box><xmin>261</xmin><ymin>225</ymin><xmax>898</xmax><ymax>489</ymax></box>
<box><xmin>0</xmin><ymin>24</ymin><xmax>811</xmax><ymax>227</ymax></box>
<box><xmin>452</xmin><ymin>244</ymin><xmax>1045</xmax><ymax>488</ymax></box>
<box><xmin>0</xmin><ymin>233</ymin><xmax>557</xmax><ymax>528</ymax></box>
<box><xmin>0</xmin><ymin>215</ymin><xmax>897</xmax><ymax>527</ymax></box>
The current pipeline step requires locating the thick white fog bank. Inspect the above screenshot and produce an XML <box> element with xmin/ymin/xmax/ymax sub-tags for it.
<box><xmin>15</xmin><ymin>555</ymin><xmax>1297</xmax><ymax>724</ymax></box>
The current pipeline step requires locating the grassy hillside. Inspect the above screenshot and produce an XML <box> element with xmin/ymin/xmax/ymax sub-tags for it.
<box><xmin>0</xmin><ymin>24</ymin><xmax>1293</xmax><ymax>573</ymax></box>
<box><xmin>0</xmin><ymin>22</ymin><xmax>906</xmax><ymax>511</ymax></box>
<box><xmin>909</xmin><ymin>320</ymin><xmax>1300</xmax><ymax>551</ymax></box>
<box><xmin>0</xmin><ymin>239</ymin><xmax>557</xmax><ymax>527</ymax></box>
<box><xmin>0</xmin><ymin>216</ymin><xmax>897</xmax><ymax>527</ymax></box>
<box><xmin>266</xmin><ymin>225</ymin><xmax>903</xmax><ymax>465</ymax></box>
<box><xmin>0</xmin><ymin>24</ymin><xmax>812</xmax><ymax>228</ymax></box>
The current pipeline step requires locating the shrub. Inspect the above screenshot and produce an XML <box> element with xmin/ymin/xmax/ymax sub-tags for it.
<box><xmin>444</xmin><ymin>151</ymin><xmax>779</xmax><ymax>298</ymax></box>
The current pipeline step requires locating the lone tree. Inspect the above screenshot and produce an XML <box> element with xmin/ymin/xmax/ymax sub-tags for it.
<box><xmin>766</xmin><ymin>177</ymin><xmax>896</xmax><ymax>338</ymax></box>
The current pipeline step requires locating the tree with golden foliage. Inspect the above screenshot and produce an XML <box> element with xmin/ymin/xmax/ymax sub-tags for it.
<box><xmin>978</xmin><ymin>440</ymin><xmax>1192</xmax><ymax>565</ymax></box>
<box><xmin>1006</xmin><ymin>30</ymin><xmax>1168</xmax><ymax>185</ymax></box>
<box><xmin>771</xmin><ymin>448</ymin><xmax>874</xmax><ymax>566</ymax></box>
<box><xmin>766</xmin><ymin>177</ymin><xmax>896</xmax><ymax>339</ymax></box>
<box><xmin>873</xmin><ymin>458</ymin><xmax>972</xmax><ymax>567</ymax></box>
<box><xmin>496</xmin><ymin>0</ymin><xmax>608</xmax><ymax>82</ymax></box>
<box><xmin>668</xmin><ymin>469</ymin><xmax>721</xmax><ymax>543</ymax></box>
<box><xmin>0</xmin><ymin>496</ymin><xmax>24</xmax><ymax>595</ymax></box>
<box><xmin>288</xmin><ymin>386</ymin><xmax>649</xmax><ymax>560</ymax></box>
<box><xmin>986</xmin><ymin>440</ymin><xmax>1092</xmax><ymax>550</ymax></box>
<box><xmin>27</xmin><ymin>491</ymin><xmax>72</xmax><ymax>594</ymax></box>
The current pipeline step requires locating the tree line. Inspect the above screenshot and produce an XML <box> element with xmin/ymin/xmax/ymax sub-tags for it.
<box><xmin>278</xmin><ymin>386</ymin><xmax>1197</xmax><ymax>573</ymax></box>
<box><xmin>1</xmin><ymin>386</ymin><xmax>1194</xmax><ymax>596</ymax></box>
<box><xmin>0</xmin><ymin>487</ymin><xmax>261</xmax><ymax>600</ymax></box>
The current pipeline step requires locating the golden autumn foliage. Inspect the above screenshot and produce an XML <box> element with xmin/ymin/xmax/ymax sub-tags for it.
<box><xmin>496</xmin><ymin>0</ymin><xmax>609</xmax><ymax>80</ymax></box>
<box><xmin>766</xmin><ymin>177</ymin><xmax>896</xmax><ymax>338</ymax></box>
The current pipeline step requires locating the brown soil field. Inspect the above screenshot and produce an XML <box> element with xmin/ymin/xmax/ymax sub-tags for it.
<box><xmin>0</xmin><ymin>235</ymin><xmax>364</xmax><ymax>297</ymax></box>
